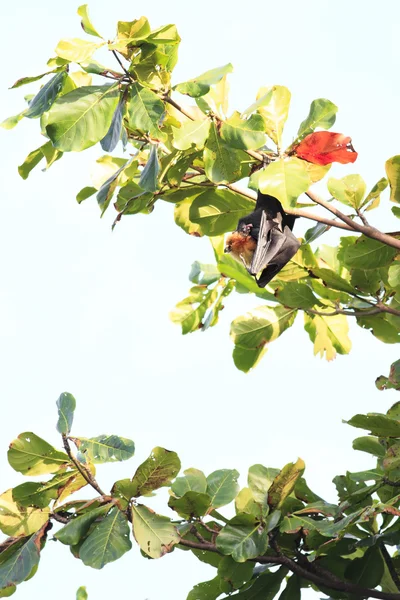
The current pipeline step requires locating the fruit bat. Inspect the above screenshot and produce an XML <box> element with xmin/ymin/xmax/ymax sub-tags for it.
<box><xmin>224</xmin><ymin>191</ymin><xmax>300</xmax><ymax>287</ymax></box>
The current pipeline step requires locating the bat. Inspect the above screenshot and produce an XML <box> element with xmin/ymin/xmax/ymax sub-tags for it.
<box><xmin>224</xmin><ymin>191</ymin><xmax>301</xmax><ymax>287</ymax></box>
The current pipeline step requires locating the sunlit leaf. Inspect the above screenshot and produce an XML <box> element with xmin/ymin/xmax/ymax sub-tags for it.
<box><xmin>72</xmin><ymin>435</ymin><xmax>135</xmax><ymax>463</ymax></box>
<box><xmin>251</xmin><ymin>85</ymin><xmax>291</xmax><ymax>147</ymax></box>
<box><xmin>304</xmin><ymin>311</ymin><xmax>351</xmax><ymax>361</ymax></box>
<box><xmin>268</xmin><ymin>459</ymin><xmax>305</xmax><ymax>510</ymax></box>
<box><xmin>220</xmin><ymin>111</ymin><xmax>266</xmax><ymax>150</ymax></box>
<box><xmin>174</xmin><ymin>63</ymin><xmax>233</xmax><ymax>97</ymax></box>
<box><xmin>8</xmin><ymin>432</ymin><xmax>68</xmax><ymax>475</ymax></box>
<box><xmin>189</xmin><ymin>188</ymin><xmax>255</xmax><ymax>236</ymax></box>
<box><xmin>77</xmin><ymin>5</ymin><xmax>102</xmax><ymax>38</ymax></box>
<box><xmin>0</xmin><ymin>490</ymin><xmax>49</xmax><ymax>537</ymax></box>
<box><xmin>130</xmin><ymin>447</ymin><xmax>181</xmax><ymax>497</ymax></box>
<box><xmin>328</xmin><ymin>174</ymin><xmax>366</xmax><ymax>209</ymax></box>
<box><xmin>172</xmin><ymin>119</ymin><xmax>210</xmax><ymax>151</ymax></box>
<box><xmin>296</xmin><ymin>98</ymin><xmax>338</xmax><ymax>140</ymax></box>
<box><xmin>385</xmin><ymin>155</ymin><xmax>400</xmax><ymax>203</ymax></box>
<box><xmin>203</xmin><ymin>122</ymin><xmax>242</xmax><ymax>184</ymax></box>
<box><xmin>18</xmin><ymin>141</ymin><xmax>62</xmax><ymax>179</ymax></box>
<box><xmin>55</xmin><ymin>38</ymin><xmax>102</xmax><ymax>63</ymax></box>
<box><xmin>131</xmin><ymin>504</ymin><xmax>179</xmax><ymax>558</ymax></box>
<box><xmin>258</xmin><ymin>157</ymin><xmax>311</xmax><ymax>210</ymax></box>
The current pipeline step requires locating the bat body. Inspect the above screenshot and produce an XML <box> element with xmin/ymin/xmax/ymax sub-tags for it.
<box><xmin>224</xmin><ymin>192</ymin><xmax>300</xmax><ymax>287</ymax></box>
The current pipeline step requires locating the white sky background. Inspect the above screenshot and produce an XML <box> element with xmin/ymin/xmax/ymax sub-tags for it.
<box><xmin>0</xmin><ymin>0</ymin><xmax>400</xmax><ymax>598</ymax></box>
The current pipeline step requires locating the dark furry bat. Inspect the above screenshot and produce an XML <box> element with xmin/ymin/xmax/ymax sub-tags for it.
<box><xmin>224</xmin><ymin>191</ymin><xmax>301</xmax><ymax>287</ymax></box>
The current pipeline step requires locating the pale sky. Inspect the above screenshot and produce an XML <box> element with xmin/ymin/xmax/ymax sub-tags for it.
<box><xmin>1</xmin><ymin>1</ymin><xmax>400</xmax><ymax>599</ymax></box>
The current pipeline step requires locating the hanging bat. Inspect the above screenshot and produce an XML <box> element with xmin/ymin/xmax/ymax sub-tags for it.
<box><xmin>224</xmin><ymin>191</ymin><xmax>301</xmax><ymax>287</ymax></box>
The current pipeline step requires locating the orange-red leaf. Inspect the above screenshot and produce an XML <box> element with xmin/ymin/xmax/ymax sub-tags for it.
<box><xmin>293</xmin><ymin>131</ymin><xmax>358</xmax><ymax>166</ymax></box>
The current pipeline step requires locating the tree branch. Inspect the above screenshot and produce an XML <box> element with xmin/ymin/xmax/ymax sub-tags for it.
<box><xmin>306</xmin><ymin>190</ymin><xmax>400</xmax><ymax>250</ymax></box>
<box><xmin>61</xmin><ymin>434</ymin><xmax>105</xmax><ymax>496</ymax></box>
<box><xmin>111</xmin><ymin>50</ymin><xmax>134</xmax><ymax>81</ymax></box>
<box><xmin>380</xmin><ymin>543</ymin><xmax>400</xmax><ymax>592</ymax></box>
<box><xmin>178</xmin><ymin>538</ymin><xmax>400</xmax><ymax>600</ymax></box>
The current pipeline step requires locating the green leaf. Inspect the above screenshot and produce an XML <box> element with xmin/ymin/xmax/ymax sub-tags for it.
<box><xmin>231</xmin><ymin>305</ymin><xmax>297</xmax><ymax>355</ymax></box>
<box><xmin>278</xmin><ymin>575</ymin><xmax>301</xmax><ymax>600</ymax></box>
<box><xmin>78</xmin><ymin>507</ymin><xmax>132</xmax><ymax>569</ymax></box>
<box><xmin>361</xmin><ymin>177</ymin><xmax>388</xmax><ymax>210</ymax></box>
<box><xmin>76</xmin><ymin>186</ymin><xmax>97</xmax><ymax>203</ymax></box>
<box><xmin>258</xmin><ymin>158</ymin><xmax>311</xmax><ymax>210</ymax></box>
<box><xmin>383</xmin><ymin>443</ymin><xmax>400</xmax><ymax>472</ymax></box>
<box><xmin>12</xmin><ymin>468</ymin><xmax>83</xmax><ymax>508</ymax></box>
<box><xmin>55</xmin><ymin>38</ymin><xmax>101</xmax><ymax>63</ymax></box>
<box><xmin>345</xmin><ymin>413</ymin><xmax>400</xmax><ymax>437</ymax></box>
<box><xmin>376</xmin><ymin>360</ymin><xmax>400</xmax><ymax>391</ymax></box>
<box><xmin>8</xmin><ymin>432</ymin><xmax>68</xmax><ymax>475</ymax></box>
<box><xmin>357</xmin><ymin>311</ymin><xmax>400</xmax><ymax>344</ymax></box>
<box><xmin>0</xmin><ymin>112</ymin><xmax>26</xmax><ymax>130</ymax></box>
<box><xmin>170</xmin><ymin>468</ymin><xmax>207</xmax><ymax>497</ymax></box>
<box><xmin>170</xmin><ymin>285</ymin><xmax>218</xmax><ymax>334</ymax></box>
<box><xmin>186</xmin><ymin>577</ymin><xmax>222</xmax><ymax>600</ymax></box>
<box><xmin>206</xmin><ymin>469</ymin><xmax>239</xmax><ymax>509</ymax></box>
<box><xmin>0</xmin><ymin>489</ymin><xmax>49</xmax><ymax>537</ymax></box>
<box><xmin>385</xmin><ymin>155</ymin><xmax>400</xmax><ymax>203</ymax></box>
<box><xmin>345</xmin><ymin>546</ymin><xmax>384</xmax><ymax>588</ymax></box>
<box><xmin>353</xmin><ymin>436</ymin><xmax>385</xmax><ymax>458</ymax></box>
<box><xmin>189</xmin><ymin>262</ymin><xmax>220</xmax><ymax>286</ymax></box>
<box><xmin>72</xmin><ymin>435</ymin><xmax>135</xmax><ymax>463</ymax></box>
<box><xmin>328</xmin><ymin>174</ymin><xmax>366</xmax><ymax>209</ymax></box>
<box><xmin>77</xmin><ymin>5</ymin><xmax>102</xmax><ymax>38</ymax></box>
<box><xmin>268</xmin><ymin>459</ymin><xmax>305</xmax><ymax>510</ymax></box>
<box><xmin>168</xmin><ymin>491</ymin><xmax>211</xmax><ymax>519</ymax></box>
<box><xmin>215</xmin><ymin>513</ymin><xmax>268</xmax><ymax>562</ymax></box>
<box><xmin>311</xmin><ymin>267</ymin><xmax>358</xmax><ymax>295</ymax></box>
<box><xmin>252</xmin><ymin>85</ymin><xmax>291</xmax><ymax>146</ymax></box>
<box><xmin>100</xmin><ymin>99</ymin><xmax>123</xmax><ymax>152</ymax></box>
<box><xmin>56</xmin><ymin>392</ymin><xmax>76</xmax><ymax>435</ymax></box>
<box><xmin>229</xmin><ymin>567</ymin><xmax>288</xmax><ymax>600</ymax></box>
<box><xmin>55</xmin><ymin>504</ymin><xmax>112</xmax><ymax>545</ymax></box>
<box><xmin>248</xmin><ymin>465</ymin><xmax>280</xmax><ymax>505</ymax></box>
<box><xmin>189</xmin><ymin>188</ymin><xmax>255</xmax><ymax>236</ymax></box>
<box><xmin>339</xmin><ymin>235</ymin><xmax>397</xmax><ymax>269</ymax></box>
<box><xmin>296</xmin><ymin>98</ymin><xmax>338</xmax><ymax>140</ymax></box>
<box><xmin>275</xmin><ymin>282</ymin><xmax>319</xmax><ymax>310</ymax></box>
<box><xmin>203</xmin><ymin>122</ymin><xmax>242</xmax><ymax>184</ymax></box>
<box><xmin>235</xmin><ymin>488</ymin><xmax>262</xmax><ymax>517</ymax></box>
<box><xmin>96</xmin><ymin>156</ymin><xmax>135</xmax><ymax>215</ymax></box>
<box><xmin>10</xmin><ymin>71</ymin><xmax>59</xmax><ymax>89</ymax></box>
<box><xmin>220</xmin><ymin>111</ymin><xmax>266</xmax><ymax>150</ymax></box>
<box><xmin>18</xmin><ymin>141</ymin><xmax>62</xmax><ymax>180</ymax></box>
<box><xmin>76</xmin><ymin>587</ymin><xmax>88</xmax><ymax>600</ymax></box>
<box><xmin>0</xmin><ymin>529</ymin><xmax>44</xmax><ymax>591</ymax></box>
<box><xmin>131</xmin><ymin>504</ymin><xmax>179</xmax><ymax>558</ymax></box>
<box><xmin>46</xmin><ymin>85</ymin><xmax>119</xmax><ymax>151</ymax></box>
<box><xmin>304</xmin><ymin>222</ymin><xmax>330</xmax><ymax>244</ymax></box>
<box><xmin>171</xmin><ymin>119</ymin><xmax>211</xmax><ymax>151</ymax></box>
<box><xmin>25</xmin><ymin>71</ymin><xmax>67</xmax><ymax>119</ymax></box>
<box><xmin>304</xmin><ymin>311</ymin><xmax>351</xmax><ymax>361</ymax></box>
<box><xmin>130</xmin><ymin>447</ymin><xmax>181</xmax><ymax>497</ymax></box>
<box><xmin>174</xmin><ymin>63</ymin><xmax>233</xmax><ymax>97</ymax></box>
<box><xmin>126</xmin><ymin>83</ymin><xmax>166</xmax><ymax>142</ymax></box>
<box><xmin>216</xmin><ymin>255</ymin><xmax>276</xmax><ymax>301</ymax></box>
<box><xmin>139</xmin><ymin>144</ymin><xmax>160</xmax><ymax>192</ymax></box>
<box><xmin>218</xmin><ymin>556</ymin><xmax>253</xmax><ymax>593</ymax></box>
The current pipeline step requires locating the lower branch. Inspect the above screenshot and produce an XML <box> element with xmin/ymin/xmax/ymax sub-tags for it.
<box><xmin>178</xmin><ymin>538</ymin><xmax>400</xmax><ymax>600</ymax></box>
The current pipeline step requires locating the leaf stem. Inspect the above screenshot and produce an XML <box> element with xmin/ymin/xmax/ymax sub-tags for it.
<box><xmin>61</xmin><ymin>434</ymin><xmax>105</xmax><ymax>496</ymax></box>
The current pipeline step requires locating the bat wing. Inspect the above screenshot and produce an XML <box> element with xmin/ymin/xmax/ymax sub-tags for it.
<box><xmin>252</xmin><ymin>221</ymin><xmax>301</xmax><ymax>288</ymax></box>
<box><xmin>249</xmin><ymin>210</ymin><xmax>285</xmax><ymax>275</ymax></box>
<box><xmin>255</xmin><ymin>191</ymin><xmax>297</xmax><ymax>231</ymax></box>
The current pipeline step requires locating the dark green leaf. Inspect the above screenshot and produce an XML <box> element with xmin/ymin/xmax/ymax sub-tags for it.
<box><xmin>168</xmin><ymin>491</ymin><xmax>211</xmax><ymax>518</ymax></box>
<box><xmin>218</xmin><ymin>556</ymin><xmax>253</xmax><ymax>594</ymax></box>
<box><xmin>55</xmin><ymin>504</ymin><xmax>112</xmax><ymax>545</ymax></box>
<box><xmin>275</xmin><ymin>282</ymin><xmax>319</xmax><ymax>309</ymax></box>
<box><xmin>25</xmin><ymin>71</ymin><xmax>67</xmax><ymax>119</ymax></box>
<box><xmin>170</xmin><ymin>468</ymin><xmax>207</xmax><ymax>497</ymax></box>
<box><xmin>76</xmin><ymin>186</ymin><xmax>97</xmax><ymax>203</ymax></box>
<box><xmin>278</xmin><ymin>575</ymin><xmax>301</xmax><ymax>600</ymax></box>
<box><xmin>139</xmin><ymin>144</ymin><xmax>160</xmax><ymax>192</ymax></box>
<box><xmin>215</xmin><ymin>513</ymin><xmax>268</xmax><ymax>562</ymax></box>
<box><xmin>339</xmin><ymin>235</ymin><xmax>397</xmax><ymax>269</ymax></box>
<box><xmin>352</xmin><ymin>436</ymin><xmax>385</xmax><ymax>458</ymax></box>
<box><xmin>345</xmin><ymin>546</ymin><xmax>384</xmax><ymax>588</ymax></box>
<box><xmin>0</xmin><ymin>529</ymin><xmax>45</xmax><ymax>590</ymax></box>
<box><xmin>345</xmin><ymin>413</ymin><xmax>400</xmax><ymax>437</ymax></box>
<box><xmin>79</xmin><ymin>507</ymin><xmax>132</xmax><ymax>568</ymax></box>
<box><xmin>186</xmin><ymin>577</ymin><xmax>222</xmax><ymax>600</ymax></box>
<box><xmin>100</xmin><ymin>98</ymin><xmax>124</xmax><ymax>152</ymax></box>
<box><xmin>126</xmin><ymin>83</ymin><xmax>166</xmax><ymax>142</ymax></box>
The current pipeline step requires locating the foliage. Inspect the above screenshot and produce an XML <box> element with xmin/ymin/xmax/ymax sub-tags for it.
<box><xmin>3</xmin><ymin>6</ymin><xmax>400</xmax><ymax>373</ymax></box>
<box><xmin>1</xmin><ymin>385</ymin><xmax>400</xmax><ymax>598</ymax></box>
<box><xmin>2</xmin><ymin>7</ymin><xmax>400</xmax><ymax>599</ymax></box>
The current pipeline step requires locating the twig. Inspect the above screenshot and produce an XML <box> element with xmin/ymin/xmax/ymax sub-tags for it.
<box><xmin>61</xmin><ymin>434</ymin><xmax>105</xmax><ymax>496</ymax></box>
<box><xmin>50</xmin><ymin>512</ymin><xmax>69</xmax><ymax>524</ymax></box>
<box><xmin>307</xmin><ymin>307</ymin><xmax>383</xmax><ymax>318</ymax></box>
<box><xmin>178</xmin><ymin>537</ymin><xmax>400</xmax><ymax>600</ymax></box>
<box><xmin>383</xmin><ymin>478</ymin><xmax>400</xmax><ymax>488</ymax></box>
<box><xmin>380</xmin><ymin>543</ymin><xmax>400</xmax><ymax>592</ymax></box>
<box><xmin>112</xmin><ymin>50</ymin><xmax>134</xmax><ymax>81</ymax></box>
<box><xmin>357</xmin><ymin>208</ymin><xmax>370</xmax><ymax>227</ymax></box>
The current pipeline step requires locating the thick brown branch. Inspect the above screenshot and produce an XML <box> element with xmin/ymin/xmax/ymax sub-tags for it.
<box><xmin>178</xmin><ymin>538</ymin><xmax>400</xmax><ymax>600</ymax></box>
<box><xmin>306</xmin><ymin>190</ymin><xmax>400</xmax><ymax>251</ymax></box>
<box><xmin>61</xmin><ymin>434</ymin><xmax>105</xmax><ymax>496</ymax></box>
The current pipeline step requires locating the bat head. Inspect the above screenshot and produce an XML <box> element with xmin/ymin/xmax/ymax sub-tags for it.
<box><xmin>224</xmin><ymin>231</ymin><xmax>257</xmax><ymax>266</ymax></box>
